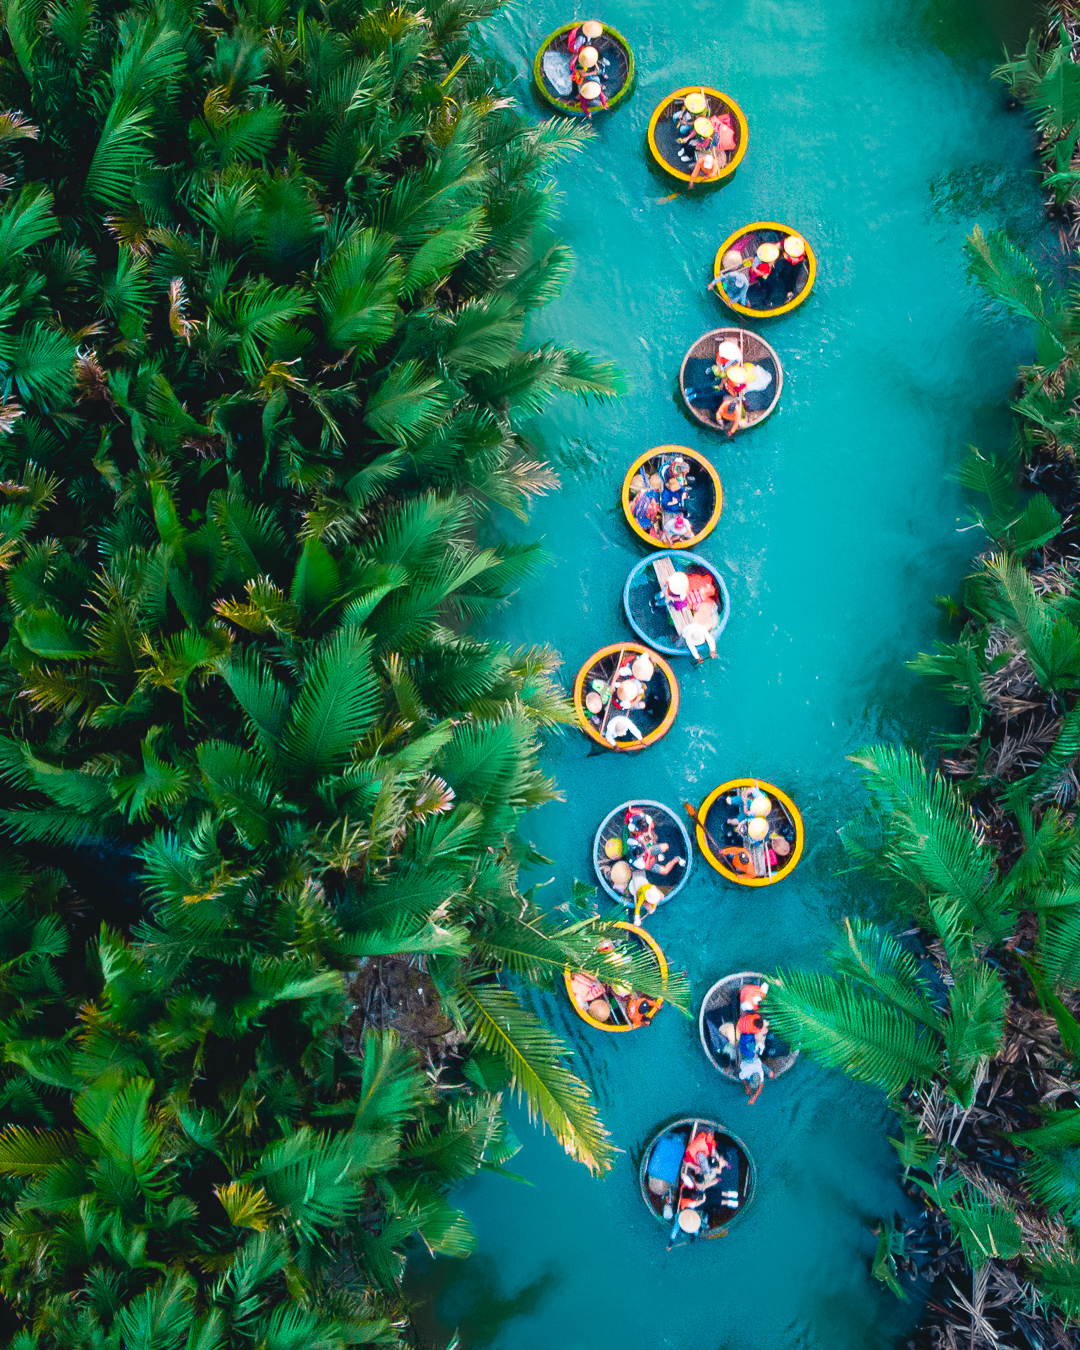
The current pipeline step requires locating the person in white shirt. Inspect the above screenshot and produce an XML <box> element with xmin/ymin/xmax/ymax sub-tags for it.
<box><xmin>682</xmin><ymin>620</ymin><xmax>717</xmax><ymax>663</ymax></box>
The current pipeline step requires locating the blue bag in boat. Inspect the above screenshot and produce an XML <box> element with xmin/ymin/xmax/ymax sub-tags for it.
<box><xmin>647</xmin><ymin>1133</ymin><xmax>684</xmax><ymax>1185</ymax></box>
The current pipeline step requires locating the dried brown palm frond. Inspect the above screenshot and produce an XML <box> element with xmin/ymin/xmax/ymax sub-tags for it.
<box><xmin>985</xmin><ymin>712</ymin><xmax>1062</xmax><ymax>778</ymax></box>
<box><xmin>1030</xmin><ymin>564</ymin><xmax>1077</xmax><ymax>597</ymax></box>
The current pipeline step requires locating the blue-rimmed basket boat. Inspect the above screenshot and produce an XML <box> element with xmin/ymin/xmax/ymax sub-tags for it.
<box><xmin>623</xmin><ymin>551</ymin><xmax>730</xmax><ymax>658</ymax></box>
<box><xmin>592</xmin><ymin>798</ymin><xmax>693</xmax><ymax>905</ymax></box>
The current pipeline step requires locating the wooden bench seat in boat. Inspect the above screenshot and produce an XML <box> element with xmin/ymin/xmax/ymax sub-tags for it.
<box><xmin>651</xmin><ymin>556</ymin><xmax>693</xmax><ymax>639</ymax></box>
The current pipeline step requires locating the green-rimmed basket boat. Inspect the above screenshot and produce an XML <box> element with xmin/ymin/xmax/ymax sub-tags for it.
<box><xmin>533</xmin><ymin>22</ymin><xmax>635</xmax><ymax>115</ymax></box>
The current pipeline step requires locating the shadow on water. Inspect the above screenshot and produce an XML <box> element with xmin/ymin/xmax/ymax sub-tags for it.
<box><xmin>403</xmin><ymin>1253</ymin><xmax>560</xmax><ymax>1350</ymax></box>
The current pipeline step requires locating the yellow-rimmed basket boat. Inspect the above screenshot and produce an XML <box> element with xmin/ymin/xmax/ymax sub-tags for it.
<box><xmin>621</xmin><ymin>446</ymin><xmax>722</xmax><ymax>549</ymax></box>
<box><xmin>573</xmin><ymin>642</ymin><xmax>679</xmax><ymax>751</ymax></box>
<box><xmin>647</xmin><ymin>86</ymin><xmax>748</xmax><ymax>184</ymax></box>
<box><xmin>699</xmin><ymin>970</ymin><xmax>799</xmax><ymax>1079</ymax></box>
<box><xmin>680</xmin><ymin>327</ymin><xmax>783</xmax><ymax>433</ymax></box>
<box><xmin>713</xmin><ymin>221</ymin><xmax>816</xmax><ymax>318</ymax></box>
<box><xmin>564</xmin><ymin>921</ymin><xmax>668</xmax><ymax>1033</ymax></box>
<box><xmin>533</xmin><ymin>22</ymin><xmax>635</xmax><ymax>116</ymax></box>
<box><xmin>694</xmin><ymin>778</ymin><xmax>804</xmax><ymax>886</ymax></box>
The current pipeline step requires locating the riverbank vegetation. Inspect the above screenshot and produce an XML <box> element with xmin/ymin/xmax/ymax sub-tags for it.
<box><xmin>0</xmin><ymin>0</ymin><xmax>671</xmax><ymax>1342</ymax></box>
<box><xmin>768</xmin><ymin>11</ymin><xmax>1080</xmax><ymax>1347</ymax></box>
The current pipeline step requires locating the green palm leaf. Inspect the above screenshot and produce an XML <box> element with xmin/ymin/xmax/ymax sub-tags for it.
<box><xmin>459</xmin><ymin>982</ymin><xmax>613</xmax><ymax>1173</ymax></box>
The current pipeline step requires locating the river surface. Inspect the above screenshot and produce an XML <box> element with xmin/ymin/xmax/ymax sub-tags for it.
<box><xmin>407</xmin><ymin>0</ymin><xmax>1046</xmax><ymax>1345</ymax></box>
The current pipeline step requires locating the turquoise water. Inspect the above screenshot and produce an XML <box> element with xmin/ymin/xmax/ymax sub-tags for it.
<box><xmin>408</xmin><ymin>0</ymin><xmax>1046</xmax><ymax>1345</ymax></box>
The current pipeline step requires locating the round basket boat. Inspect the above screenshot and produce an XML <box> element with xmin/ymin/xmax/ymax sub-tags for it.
<box><xmin>647</xmin><ymin>87</ymin><xmax>748</xmax><ymax>184</ymax></box>
<box><xmin>573</xmin><ymin>643</ymin><xmax>679</xmax><ymax>751</ymax></box>
<box><xmin>680</xmin><ymin>327</ymin><xmax>783</xmax><ymax>433</ymax></box>
<box><xmin>695</xmin><ymin>778</ymin><xmax>804</xmax><ymax>886</ymax></box>
<box><xmin>639</xmin><ymin>1115</ymin><xmax>756</xmax><ymax>1241</ymax></box>
<box><xmin>699</xmin><ymin>970</ymin><xmax>800</xmax><ymax>1079</ymax></box>
<box><xmin>564</xmin><ymin>921</ymin><xmax>668</xmax><ymax>1033</ymax></box>
<box><xmin>592</xmin><ymin>799</ymin><xmax>693</xmax><ymax>905</ymax></box>
<box><xmin>533</xmin><ymin>22</ymin><xmax>634</xmax><ymax>116</ymax></box>
<box><xmin>623</xmin><ymin>551</ymin><xmax>730</xmax><ymax>659</ymax></box>
<box><xmin>712</xmin><ymin>222</ymin><xmax>817</xmax><ymax>319</ymax></box>
<box><xmin>622</xmin><ymin>446</ymin><xmax>722</xmax><ymax>549</ymax></box>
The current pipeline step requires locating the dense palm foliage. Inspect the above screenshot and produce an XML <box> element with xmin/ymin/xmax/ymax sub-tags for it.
<box><xmin>767</xmin><ymin>18</ymin><xmax>1080</xmax><ymax>1342</ymax></box>
<box><xmin>0</xmin><ymin>0</ymin><xmax>664</xmax><ymax>1342</ymax></box>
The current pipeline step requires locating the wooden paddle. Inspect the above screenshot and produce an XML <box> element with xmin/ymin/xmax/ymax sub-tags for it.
<box><xmin>683</xmin><ymin>799</ymin><xmax>723</xmax><ymax>859</ymax></box>
<box><xmin>597</xmin><ymin>646</ymin><xmax>629</xmax><ymax>740</ymax></box>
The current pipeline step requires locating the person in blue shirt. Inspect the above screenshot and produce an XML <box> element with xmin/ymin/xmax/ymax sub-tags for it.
<box><xmin>660</xmin><ymin>473</ymin><xmax>687</xmax><ymax>516</ymax></box>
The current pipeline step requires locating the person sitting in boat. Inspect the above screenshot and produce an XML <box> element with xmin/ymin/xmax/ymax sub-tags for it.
<box><xmin>631</xmin><ymin>654</ymin><xmax>655</xmax><ymax>685</ymax></box>
<box><xmin>615</xmin><ymin>677</ymin><xmax>645</xmax><ymax>711</ymax></box>
<box><xmin>569</xmin><ymin>970</ymin><xmax>606</xmax><ymax>1012</ymax></box>
<box><xmin>768</xmin><ymin>234</ymin><xmax>806</xmax><ymax>305</ymax></box>
<box><xmin>688</xmin><ymin>148</ymin><xmax>719</xmax><ymax>190</ymax></box>
<box><xmin>628</xmin><ymin>836</ymin><xmax>685</xmax><ymax>878</ymax></box>
<box><xmin>740</xmin><ymin>981</ymin><xmax>768</xmax><ymax>1013</ymax></box>
<box><xmin>660</xmin><ymin>473</ymin><xmax>687</xmax><ymax>518</ymax></box>
<box><xmin>607</xmin><ymin>859</ymin><xmax>633</xmax><ymax>895</ymax></box>
<box><xmin>572</xmin><ymin>44</ymin><xmax>599</xmax><ymax>84</ymax></box>
<box><xmin>727</xmin><ymin>787</ymin><xmax>771</xmax><ymax>824</ymax></box>
<box><xmin>711</xmin><ymin>338</ymin><xmax>743</xmax><ymax>377</ymax></box>
<box><xmin>658</xmin><ymin>571</ymin><xmax>690</xmax><ymax>613</ymax></box>
<box><xmin>604</xmin><ymin>712</ymin><xmax>643</xmax><ymax>746</ymax></box>
<box><xmin>709</xmin><ymin>248</ymin><xmax>751</xmax><ymax>306</ymax></box>
<box><xmin>745</xmin><ymin>242</ymin><xmax>781</xmax><ymax>307</ymax></box>
<box><xmin>684</xmin><ymin>1129</ymin><xmax>717</xmax><ymax>1170</ymax></box>
<box><xmin>673</xmin><ymin>90</ymin><xmax>708</xmax><ymax>137</ymax></box>
<box><xmin>577</xmin><ymin>78</ymin><xmax>606</xmax><ymax>115</ymax></box>
<box><xmin>567</xmin><ymin>18</ymin><xmax>602</xmax><ymax>53</ymax></box>
<box><xmin>627</xmin><ymin>994</ymin><xmax>659</xmax><ymax>1027</ymax></box>
<box><xmin>664</xmin><ymin>512</ymin><xmax>694</xmax><ymax>544</ymax></box>
<box><xmin>629</xmin><ymin>472</ymin><xmax>661</xmax><ymax>533</ymax></box>
<box><xmin>631</xmin><ymin>880</ymin><xmax>664</xmax><ymax>923</ymax></box>
<box><xmin>626</xmin><ymin>805</ymin><xmax>656</xmax><ymax>837</ymax></box>
<box><xmin>715</xmin><ymin>364</ymin><xmax>749</xmax><ymax>436</ymax></box>
<box><xmin>681</xmin><ymin>618</ymin><xmax>717</xmax><ymax>663</ymax></box>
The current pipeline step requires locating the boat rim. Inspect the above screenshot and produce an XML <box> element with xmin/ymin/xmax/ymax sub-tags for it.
<box><xmin>637</xmin><ymin>1113</ymin><xmax>757</xmax><ymax>1232</ymax></box>
<box><xmin>679</xmin><ymin>326</ymin><xmax>784</xmax><ymax>431</ymax></box>
<box><xmin>646</xmin><ymin>85</ymin><xmax>749</xmax><ymax>184</ymax></box>
<box><xmin>622</xmin><ymin>551</ymin><xmax>731</xmax><ymax>657</ymax></box>
<box><xmin>591</xmin><ymin>797</ymin><xmax>694</xmax><ymax>903</ymax></box>
<box><xmin>572</xmin><ymin>642</ymin><xmax>680</xmax><ymax>751</ymax></box>
<box><xmin>696</xmin><ymin>777</ymin><xmax>805</xmax><ymax>886</ymax></box>
<box><xmin>533</xmin><ymin>21</ymin><xmax>636</xmax><ymax>114</ymax></box>
<box><xmin>621</xmin><ymin>445</ymin><xmax>723</xmax><ymax>549</ymax></box>
<box><xmin>712</xmin><ymin>220</ymin><xmax>818</xmax><ymax>318</ymax></box>
<box><xmin>563</xmin><ymin>920</ymin><xmax>669</xmax><ymax>1033</ymax></box>
<box><xmin>697</xmin><ymin>968</ymin><xmax>801</xmax><ymax>1077</ymax></box>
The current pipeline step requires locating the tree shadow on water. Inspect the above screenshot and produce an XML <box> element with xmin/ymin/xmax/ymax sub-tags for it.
<box><xmin>403</xmin><ymin>1254</ymin><xmax>561</xmax><ymax>1349</ymax></box>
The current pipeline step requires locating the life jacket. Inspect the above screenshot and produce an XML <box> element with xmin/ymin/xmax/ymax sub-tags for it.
<box><xmin>720</xmin><ymin>845</ymin><xmax>755</xmax><ymax>876</ymax></box>
<box><xmin>685</xmin><ymin>1130</ymin><xmax>715</xmax><ymax>1164</ymax></box>
<box><xmin>685</xmin><ymin>571</ymin><xmax>716</xmax><ymax>609</ymax></box>
<box><xmin>740</xmin><ymin>983</ymin><xmax>765</xmax><ymax>1012</ymax></box>
<box><xmin>737</xmin><ymin>1012</ymin><xmax>763</xmax><ymax>1037</ymax></box>
<box><xmin>627</xmin><ymin>995</ymin><xmax>657</xmax><ymax>1028</ymax></box>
